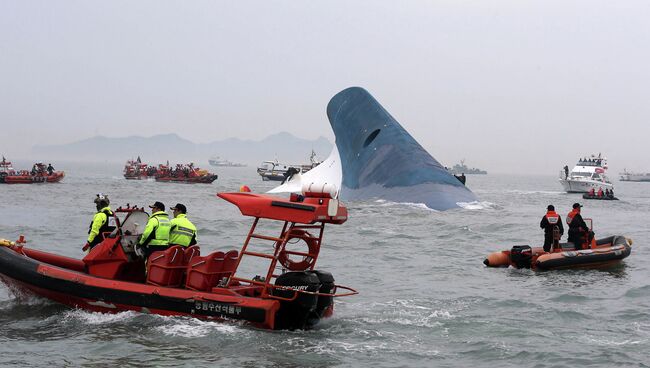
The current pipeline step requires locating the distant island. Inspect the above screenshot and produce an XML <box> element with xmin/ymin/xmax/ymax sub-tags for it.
<box><xmin>32</xmin><ymin>132</ymin><xmax>332</xmax><ymax>164</ymax></box>
<box><xmin>448</xmin><ymin>159</ymin><xmax>487</xmax><ymax>175</ymax></box>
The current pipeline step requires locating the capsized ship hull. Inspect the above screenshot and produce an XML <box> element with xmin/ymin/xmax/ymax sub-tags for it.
<box><xmin>270</xmin><ymin>87</ymin><xmax>477</xmax><ymax>210</ymax></box>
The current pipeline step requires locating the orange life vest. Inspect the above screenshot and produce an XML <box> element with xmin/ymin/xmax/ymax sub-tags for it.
<box><xmin>545</xmin><ymin>211</ymin><xmax>559</xmax><ymax>225</ymax></box>
<box><xmin>567</xmin><ymin>209</ymin><xmax>580</xmax><ymax>224</ymax></box>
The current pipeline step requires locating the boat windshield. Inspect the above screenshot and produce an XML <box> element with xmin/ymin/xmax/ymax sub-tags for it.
<box><xmin>571</xmin><ymin>172</ymin><xmax>591</xmax><ymax>178</ymax></box>
<box><xmin>259</xmin><ymin>162</ymin><xmax>273</xmax><ymax>170</ymax></box>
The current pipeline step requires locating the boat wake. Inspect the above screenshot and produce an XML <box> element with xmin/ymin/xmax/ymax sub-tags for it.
<box><xmin>154</xmin><ymin>318</ymin><xmax>241</xmax><ymax>337</ymax></box>
<box><xmin>62</xmin><ymin>309</ymin><xmax>138</xmax><ymax>325</ymax></box>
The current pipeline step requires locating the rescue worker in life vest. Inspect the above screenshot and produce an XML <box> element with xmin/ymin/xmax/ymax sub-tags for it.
<box><xmin>138</xmin><ymin>201</ymin><xmax>171</xmax><ymax>259</ymax></box>
<box><xmin>169</xmin><ymin>203</ymin><xmax>197</xmax><ymax>247</ymax></box>
<box><xmin>540</xmin><ymin>204</ymin><xmax>564</xmax><ymax>252</ymax></box>
<box><xmin>84</xmin><ymin>193</ymin><xmax>116</xmax><ymax>251</ymax></box>
<box><xmin>567</xmin><ymin>202</ymin><xmax>590</xmax><ymax>249</ymax></box>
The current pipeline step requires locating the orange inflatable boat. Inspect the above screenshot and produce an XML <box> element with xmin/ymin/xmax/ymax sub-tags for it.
<box><xmin>484</xmin><ymin>234</ymin><xmax>632</xmax><ymax>271</ymax></box>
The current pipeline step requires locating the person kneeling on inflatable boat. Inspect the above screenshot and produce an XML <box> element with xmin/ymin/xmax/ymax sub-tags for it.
<box><xmin>540</xmin><ymin>205</ymin><xmax>564</xmax><ymax>252</ymax></box>
<box><xmin>566</xmin><ymin>203</ymin><xmax>593</xmax><ymax>249</ymax></box>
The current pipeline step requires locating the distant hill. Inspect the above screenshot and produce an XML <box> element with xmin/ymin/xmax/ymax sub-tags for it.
<box><xmin>32</xmin><ymin>132</ymin><xmax>333</xmax><ymax>165</ymax></box>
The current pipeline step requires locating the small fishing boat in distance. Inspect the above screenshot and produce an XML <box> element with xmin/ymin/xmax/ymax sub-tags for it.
<box><xmin>257</xmin><ymin>151</ymin><xmax>321</xmax><ymax>182</ymax></box>
<box><xmin>208</xmin><ymin>157</ymin><xmax>247</xmax><ymax>167</ymax></box>
<box><xmin>619</xmin><ymin>169</ymin><xmax>650</xmax><ymax>182</ymax></box>
<box><xmin>123</xmin><ymin>156</ymin><xmax>157</xmax><ymax>180</ymax></box>
<box><xmin>155</xmin><ymin>162</ymin><xmax>218</xmax><ymax>184</ymax></box>
<box><xmin>0</xmin><ymin>157</ymin><xmax>64</xmax><ymax>184</ymax></box>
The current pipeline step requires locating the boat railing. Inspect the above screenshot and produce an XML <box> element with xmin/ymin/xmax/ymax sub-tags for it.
<box><xmin>261</xmin><ymin>283</ymin><xmax>358</xmax><ymax>302</ymax></box>
<box><xmin>227</xmin><ymin>217</ymin><xmax>357</xmax><ymax>300</ymax></box>
<box><xmin>230</xmin><ymin>218</ymin><xmax>311</xmax><ymax>296</ymax></box>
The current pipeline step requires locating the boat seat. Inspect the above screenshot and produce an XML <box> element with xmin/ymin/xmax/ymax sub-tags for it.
<box><xmin>146</xmin><ymin>246</ymin><xmax>186</xmax><ymax>287</ymax></box>
<box><xmin>185</xmin><ymin>250</ymin><xmax>239</xmax><ymax>291</ymax></box>
<box><xmin>184</xmin><ymin>245</ymin><xmax>201</xmax><ymax>263</ymax></box>
<box><xmin>185</xmin><ymin>251</ymin><xmax>225</xmax><ymax>291</ymax></box>
<box><xmin>221</xmin><ymin>250</ymin><xmax>239</xmax><ymax>284</ymax></box>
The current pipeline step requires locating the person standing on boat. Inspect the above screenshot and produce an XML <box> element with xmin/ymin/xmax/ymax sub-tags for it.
<box><xmin>567</xmin><ymin>203</ymin><xmax>589</xmax><ymax>249</ymax></box>
<box><xmin>169</xmin><ymin>203</ymin><xmax>197</xmax><ymax>247</ymax></box>
<box><xmin>138</xmin><ymin>201</ymin><xmax>171</xmax><ymax>259</ymax></box>
<box><xmin>84</xmin><ymin>194</ymin><xmax>116</xmax><ymax>251</ymax></box>
<box><xmin>47</xmin><ymin>163</ymin><xmax>54</xmax><ymax>175</ymax></box>
<box><xmin>563</xmin><ymin>165</ymin><xmax>569</xmax><ymax>179</ymax></box>
<box><xmin>540</xmin><ymin>205</ymin><xmax>563</xmax><ymax>252</ymax></box>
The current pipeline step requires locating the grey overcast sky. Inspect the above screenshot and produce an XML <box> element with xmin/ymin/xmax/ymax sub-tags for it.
<box><xmin>1</xmin><ymin>1</ymin><xmax>649</xmax><ymax>174</ymax></box>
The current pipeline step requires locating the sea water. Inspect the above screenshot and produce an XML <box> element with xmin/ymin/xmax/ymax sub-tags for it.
<box><xmin>1</xmin><ymin>162</ymin><xmax>649</xmax><ymax>367</ymax></box>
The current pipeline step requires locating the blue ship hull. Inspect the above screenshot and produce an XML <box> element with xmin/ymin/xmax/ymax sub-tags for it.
<box><xmin>326</xmin><ymin>87</ymin><xmax>477</xmax><ymax>210</ymax></box>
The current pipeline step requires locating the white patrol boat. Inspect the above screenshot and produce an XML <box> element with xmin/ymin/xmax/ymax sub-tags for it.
<box><xmin>559</xmin><ymin>154</ymin><xmax>613</xmax><ymax>193</ymax></box>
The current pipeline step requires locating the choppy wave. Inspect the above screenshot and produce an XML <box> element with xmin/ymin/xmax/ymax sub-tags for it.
<box><xmin>154</xmin><ymin>318</ymin><xmax>240</xmax><ymax>337</ymax></box>
<box><xmin>62</xmin><ymin>309</ymin><xmax>138</xmax><ymax>325</ymax></box>
<box><xmin>2</xmin><ymin>170</ymin><xmax>650</xmax><ymax>367</ymax></box>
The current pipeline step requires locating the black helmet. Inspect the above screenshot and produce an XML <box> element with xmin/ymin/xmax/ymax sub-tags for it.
<box><xmin>94</xmin><ymin>193</ymin><xmax>110</xmax><ymax>207</ymax></box>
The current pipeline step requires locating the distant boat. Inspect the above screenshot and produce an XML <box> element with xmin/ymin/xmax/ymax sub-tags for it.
<box><xmin>208</xmin><ymin>157</ymin><xmax>247</xmax><ymax>167</ymax></box>
<box><xmin>1</xmin><ymin>157</ymin><xmax>64</xmax><ymax>184</ymax></box>
<box><xmin>619</xmin><ymin>169</ymin><xmax>650</xmax><ymax>182</ymax></box>
<box><xmin>123</xmin><ymin>156</ymin><xmax>157</xmax><ymax>180</ymax></box>
<box><xmin>155</xmin><ymin>162</ymin><xmax>218</xmax><ymax>184</ymax></box>
<box><xmin>448</xmin><ymin>159</ymin><xmax>487</xmax><ymax>175</ymax></box>
<box><xmin>559</xmin><ymin>153</ymin><xmax>613</xmax><ymax>193</ymax></box>
<box><xmin>257</xmin><ymin>150</ymin><xmax>320</xmax><ymax>182</ymax></box>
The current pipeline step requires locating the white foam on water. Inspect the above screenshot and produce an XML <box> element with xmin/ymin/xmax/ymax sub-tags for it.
<box><xmin>1</xmin><ymin>283</ymin><xmax>54</xmax><ymax>306</ymax></box>
<box><xmin>278</xmin><ymin>334</ymin><xmax>441</xmax><ymax>358</ymax></box>
<box><xmin>154</xmin><ymin>319</ymin><xmax>239</xmax><ymax>338</ymax></box>
<box><xmin>373</xmin><ymin>200</ymin><xmax>439</xmax><ymax>212</ymax></box>
<box><xmin>505</xmin><ymin>189</ymin><xmax>565</xmax><ymax>195</ymax></box>
<box><xmin>62</xmin><ymin>309</ymin><xmax>138</xmax><ymax>325</ymax></box>
<box><xmin>457</xmin><ymin>201</ymin><xmax>497</xmax><ymax>210</ymax></box>
<box><xmin>583</xmin><ymin>335</ymin><xmax>645</xmax><ymax>346</ymax></box>
<box><xmin>354</xmin><ymin>299</ymin><xmax>455</xmax><ymax>329</ymax></box>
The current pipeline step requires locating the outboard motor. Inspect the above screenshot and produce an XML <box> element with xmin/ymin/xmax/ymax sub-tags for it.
<box><xmin>306</xmin><ymin>270</ymin><xmax>335</xmax><ymax>326</ymax></box>
<box><xmin>273</xmin><ymin>271</ymin><xmax>320</xmax><ymax>330</ymax></box>
<box><xmin>510</xmin><ymin>245</ymin><xmax>533</xmax><ymax>268</ymax></box>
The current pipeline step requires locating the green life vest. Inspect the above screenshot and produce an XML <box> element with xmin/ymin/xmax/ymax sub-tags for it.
<box><xmin>148</xmin><ymin>212</ymin><xmax>171</xmax><ymax>247</ymax></box>
<box><xmin>169</xmin><ymin>214</ymin><xmax>197</xmax><ymax>247</ymax></box>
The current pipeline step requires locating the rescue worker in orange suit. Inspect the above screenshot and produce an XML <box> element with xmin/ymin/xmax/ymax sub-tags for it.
<box><xmin>540</xmin><ymin>205</ymin><xmax>564</xmax><ymax>252</ymax></box>
<box><xmin>588</xmin><ymin>188</ymin><xmax>595</xmax><ymax>197</ymax></box>
<box><xmin>597</xmin><ymin>187</ymin><xmax>604</xmax><ymax>197</ymax></box>
<box><xmin>567</xmin><ymin>203</ymin><xmax>590</xmax><ymax>249</ymax></box>
<box><xmin>84</xmin><ymin>194</ymin><xmax>116</xmax><ymax>251</ymax></box>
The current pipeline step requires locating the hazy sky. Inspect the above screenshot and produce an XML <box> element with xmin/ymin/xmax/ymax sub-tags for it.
<box><xmin>1</xmin><ymin>1</ymin><xmax>649</xmax><ymax>174</ymax></box>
